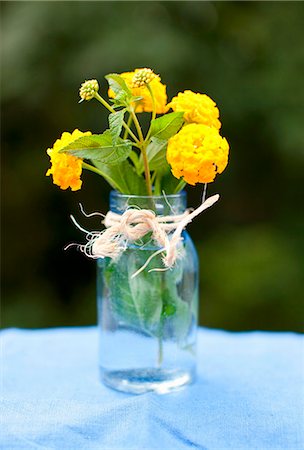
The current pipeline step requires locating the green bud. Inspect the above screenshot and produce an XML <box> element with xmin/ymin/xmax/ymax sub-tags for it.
<box><xmin>79</xmin><ymin>79</ymin><xmax>99</xmax><ymax>101</ymax></box>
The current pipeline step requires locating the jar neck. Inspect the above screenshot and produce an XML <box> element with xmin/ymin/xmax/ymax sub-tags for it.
<box><xmin>109</xmin><ymin>191</ymin><xmax>187</xmax><ymax>216</ymax></box>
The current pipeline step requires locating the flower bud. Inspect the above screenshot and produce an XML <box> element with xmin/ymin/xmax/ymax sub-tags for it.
<box><xmin>79</xmin><ymin>79</ymin><xmax>99</xmax><ymax>101</ymax></box>
<box><xmin>132</xmin><ymin>68</ymin><xmax>156</xmax><ymax>88</ymax></box>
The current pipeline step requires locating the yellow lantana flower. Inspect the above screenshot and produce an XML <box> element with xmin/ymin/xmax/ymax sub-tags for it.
<box><xmin>46</xmin><ymin>129</ymin><xmax>92</xmax><ymax>191</ymax></box>
<box><xmin>167</xmin><ymin>124</ymin><xmax>229</xmax><ymax>185</ymax></box>
<box><xmin>108</xmin><ymin>70</ymin><xmax>167</xmax><ymax>114</ymax></box>
<box><xmin>167</xmin><ymin>90</ymin><xmax>221</xmax><ymax>130</ymax></box>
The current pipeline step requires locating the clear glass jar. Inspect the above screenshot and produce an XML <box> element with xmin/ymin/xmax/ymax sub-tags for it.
<box><xmin>97</xmin><ymin>191</ymin><xmax>199</xmax><ymax>394</ymax></box>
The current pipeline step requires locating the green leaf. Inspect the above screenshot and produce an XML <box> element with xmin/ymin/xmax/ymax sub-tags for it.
<box><xmin>105</xmin><ymin>73</ymin><xmax>132</xmax><ymax>97</ymax></box>
<box><xmin>110</xmin><ymin>91</ymin><xmax>131</xmax><ymax>109</ymax></box>
<box><xmin>147</xmin><ymin>137</ymin><xmax>168</xmax><ymax>171</ymax></box>
<box><xmin>109</xmin><ymin>110</ymin><xmax>125</xmax><ymax>142</ymax></box>
<box><xmin>138</xmin><ymin>137</ymin><xmax>167</xmax><ymax>173</ymax></box>
<box><xmin>102</xmin><ymin>247</ymin><xmax>193</xmax><ymax>341</ymax></box>
<box><xmin>150</xmin><ymin>112</ymin><xmax>184</xmax><ymax>140</ymax></box>
<box><xmin>60</xmin><ymin>131</ymin><xmax>132</xmax><ymax>165</ymax></box>
<box><xmin>162</xmin><ymin>262</ymin><xmax>192</xmax><ymax>342</ymax></box>
<box><xmin>92</xmin><ymin>159</ymin><xmax>130</xmax><ymax>192</ymax></box>
<box><xmin>92</xmin><ymin>159</ymin><xmax>146</xmax><ymax>195</ymax></box>
<box><xmin>129</xmin><ymin>150</ymin><xmax>140</xmax><ymax>172</ymax></box>
<box><xmin>102</xmin><ymin>249</ymin><xmax>163</xmax><ymax>335</ymax></box>
<box><xmin>128</xmin><ymin>251</ymin><xmax>163</xmax><ymax>332</ymax></box>
<box><xmin>131</xmin><ymin>96</ymin><xmax>143</xmax><ymax>103</ymax></box>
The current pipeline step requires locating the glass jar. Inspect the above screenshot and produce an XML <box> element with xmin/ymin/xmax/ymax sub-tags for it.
<box><xmin>97</xmin><ymin>191</ymin><xmax>199</xmax><ymax>394</ymax></box>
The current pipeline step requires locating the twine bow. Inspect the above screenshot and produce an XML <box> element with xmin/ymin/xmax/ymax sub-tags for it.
<box><xmin>69</xmin><ymin>194</ymin><xmax>219</xmax><ymax>277</ymax></box>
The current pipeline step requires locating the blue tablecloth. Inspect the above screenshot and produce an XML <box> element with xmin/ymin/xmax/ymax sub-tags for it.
<box><xmin>1</xmin><ymin>327</ymin><xmax>303</xmax><ymax>450</ymax></box>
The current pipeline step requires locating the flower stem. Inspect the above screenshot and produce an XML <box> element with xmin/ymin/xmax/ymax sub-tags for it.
<box><xmin>154</xmin><ymin>172</ymin><xmax>162</xmax><ymax>195</ymax></box>
<box><xmin>145</xmin><ymin>83</ymin><xmax>156</xmax><ymax>142</ymax></box>
<box><xmin>157</xmin><ymin>333</ymin><xmax>164</xmax><ymax>367</ymax></box>
<box><xmin>141</xmin><ymin>144</ymin><xmax>153</xmax><ymax>196</ymax></box>
<box><xmin>82</xmin><ymin>161</ymin><xmax>123</xmax><ymax>192</ymax></box>
<box><xmin>157</xmin><ymin>274</ymin><xmax>165</xmax><ymax>367</ymax></box>
<box><xmin>129</xmin><ymin>150</ymin><xmax>140</xmax><ymax>173</ymax></box>
<box><xmin>94</xmin><ymin>92</ymin><xmax>114</xmax><ymax>113</ymax></box>
<box><xmin>130</xmin><ymin>108</ymin><xmax>144</xmax><ymax>142</ymax></box>
<box><xmin>123</xmin><ymin>113</ymin><xmax>133</xmax><ymax>140</ymax></box>
<box><xmin>81</xmin><ymin>161</ymin><xmax>104</xmax><ymax>177</ymax></box>
<box><xmin>94</xmin><ymin>93</ymin><xmax>139</xmax><ymax>144</ymax></box>
<box><xmin>202</xmin><ymin>183</ymin><xmax>208</xmax><ymax>203</ymax></box>
<box><xmin>173</xmin><ymin>179</ymin><xmax>187</xmax><ymax>194</ymax></box>
<box><xmin>130</xmin><ymin>107</ymin><xmax>152</xmax><ymax>196</ymax></box>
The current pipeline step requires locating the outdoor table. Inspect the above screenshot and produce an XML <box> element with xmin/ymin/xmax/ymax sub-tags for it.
<box><xmin>1</xmin><ymin>327</ymin><xmax>303</xmax><ymax>449</ymax></box>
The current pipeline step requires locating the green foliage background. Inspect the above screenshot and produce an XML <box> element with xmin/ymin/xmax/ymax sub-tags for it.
<box><xmin>2</xmin><ymin>1</ymin><xmax>303</xmax><ymax>331</ymax></box>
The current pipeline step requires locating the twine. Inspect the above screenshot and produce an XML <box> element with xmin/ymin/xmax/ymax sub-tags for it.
<box><xmin>68</xmin><ymin>194</ymin><xmax>219</xmax><ymax>277</ymax></box>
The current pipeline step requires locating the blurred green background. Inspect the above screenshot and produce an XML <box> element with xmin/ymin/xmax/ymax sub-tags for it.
<box><xmin>2</xmin><ymin>1</ymin><xmax>304</xmax><ymax>331</ymax></box>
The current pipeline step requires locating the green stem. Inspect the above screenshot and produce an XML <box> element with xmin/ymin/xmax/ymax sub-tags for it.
<box><xmin>141</xmin><ymin>144</ymin><xmax>153</xmax><ymax>196</ymax></box>
<box><xmin>130</xmin><ymin>107</ymin><xmax>144</xmax><ymax>142</ymax></box>
<box><xmin>94</xmin><ymin>92</ymin><xmax>114</xmax><ymax>113</ymax></box>
<box><xmin>130</xmin><ymin>107</ymin><xmax>152</xmax><ymax>196</ymax></box>
<box><xmin>94</xmin><ymin>93</ymin><xmax>139</xmax><ymax>144</ymax></box>
<box><xmin>129</xmin><ymin>150</ymin><xmax>140</xmax><ymax>173</ymax></box>
<box><xmin>123</xmin><ymin>113</ymin><xmax>133</xmax><ymax>140</ymax></box>
<box><xmin>81</xmin><ymin>161</ymin><xmax>104</xmax><ymax>177</ymax></box>
<box><xmin>154</xmin><ymin>172</ymin><xmax>162</xmax><ymax>196</ymax></box>
<box><xmin>82</xmin><ymin>161</ymin><xmax>123</xmax><ymax>192</ymax></box>
<box><xmin>157</xmin><ymin>332</ymin><xmax>164</xmax><ymax>367</ymax></box>
<box><xmin>145</xmin><ymin>83</ymin><xmax>157</xmax><ymax>142</ymax></box>
<box><xmin>157</xmin><ymin>272</ymin><xmax>165</xmax><ymax>367</ymax></box>
<box><xmin>151</xmin><ymin>171</ymin><xmax>157</xmax><ymax>185</ymax></box>
<box><xmin>173</xmin><ymin>179</ymin><xmax>187</xmax><ymax>194</ymax></box>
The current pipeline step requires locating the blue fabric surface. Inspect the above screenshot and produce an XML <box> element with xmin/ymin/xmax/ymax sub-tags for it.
<box><xmin>1</xmin><ymin>327</ymin><xmax>303</xmax><ymax>450</ymax></box>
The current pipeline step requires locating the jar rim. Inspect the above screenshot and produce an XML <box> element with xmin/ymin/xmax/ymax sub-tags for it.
<box><xmin>110</xmin><ymin>190</ymin><xmax>187</xmax><ymax>200</ymax></box>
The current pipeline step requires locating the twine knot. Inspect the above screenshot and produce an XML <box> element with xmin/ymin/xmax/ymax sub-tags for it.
<box><xmin>68</xmin><ymin>194</ymin><xmax>219</xmax><ymax>277</ymax></box>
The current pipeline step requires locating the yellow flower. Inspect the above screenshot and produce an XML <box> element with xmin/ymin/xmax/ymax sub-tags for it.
<box><xmin>167</xmin><ymin>90</ymin><xmax>221</xmax><ymax>129</ymax></box>
<box><xmin>167</xmin><ymin>124</ymin><xmax>229</xmax><ymax>185</ymax></box>
<box><xmin>108</xmin><ymin>70</ymin><xmax>167</xmax><ymax>114</ymax></box>
<box><xmin>46</xmin><ymin>129</ymin><xmax>92</xmax><ymax>191</ymax></box>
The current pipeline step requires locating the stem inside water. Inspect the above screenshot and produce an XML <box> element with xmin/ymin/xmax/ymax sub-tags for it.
<box><xmin>157</xmin><ymin>331</ymin><xmax>164</xmax><ymax>367</ymax></box>
<box><xmin>157</xmin><ymin>272</ymin><xmax>165</xmax><ymax>367</ymax></box>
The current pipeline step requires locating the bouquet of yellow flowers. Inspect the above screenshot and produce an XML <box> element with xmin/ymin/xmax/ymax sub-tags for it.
<box><xmin>46</xmin><ymin>68</ymin><xmax>229</xmax><ymax>196</ymax></box>
<box><xmin>45</xmin><ymin>68</ymin><xmax>229</xmax><ymax>394</ymax></box>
